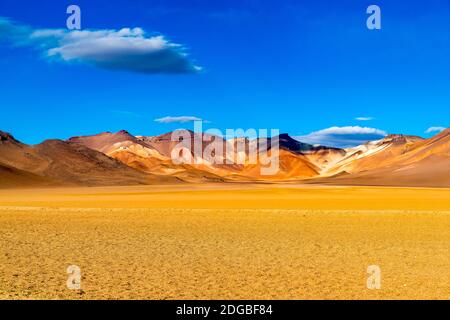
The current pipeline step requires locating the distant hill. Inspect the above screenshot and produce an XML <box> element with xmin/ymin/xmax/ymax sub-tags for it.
<box><xmin>0</xmin><ymin>128</ymin><xmax>448</xmax><ymax>188</ymax></box>
<box><xmin>307</xmin><ymin>129</ymin><xmax>450</xmax><ymax>187</ymax></box>
<box><xmin>0</xmin><ymin>130</ymin><xmax>175</xmax><ymax>188</ymax></box>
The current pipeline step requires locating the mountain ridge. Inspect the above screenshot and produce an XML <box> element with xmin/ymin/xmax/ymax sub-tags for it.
<box><xmin>1</xmin><ymin>128</ymin><xmax>448</xmax><ymax>188</ymax></box>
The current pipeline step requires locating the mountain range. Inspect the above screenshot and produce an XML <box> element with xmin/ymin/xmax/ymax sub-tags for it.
<box><xmin>1</xmin><ymin>128</ymin><xmax>449</xmax><ymax>188</ymax></box>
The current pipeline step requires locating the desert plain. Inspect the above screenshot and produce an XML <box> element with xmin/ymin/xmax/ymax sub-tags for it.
<box><xmin>0</xmin><ymin>183</ymin><xmax>449</xmax><ymax>300</ymax></box>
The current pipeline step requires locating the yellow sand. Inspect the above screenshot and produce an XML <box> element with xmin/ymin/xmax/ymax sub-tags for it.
<box><xmin>0</xmin><ymin>184</ymin><xmax>449</xmax><ymax>299</ymax></box>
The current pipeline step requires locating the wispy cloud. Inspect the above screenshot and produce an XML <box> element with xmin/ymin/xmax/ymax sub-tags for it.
<box><xmin>425</xmin><ymin>126</ymin><xmax>446</xmax><ymax>134</ymax></box>
<box><xmin>355</xmin><ymin>116</ymin><xmax>374</xmax><ymax>121</ymax></box>
<box><xmin>154</xmin><ymin>116</ymin><xmax>209</xmax><ymax>123</ymax></box>
<box><xmin>296</xmin><ymin>126</ymin><xmax>387</xmax><ymax>148</ymax></box>
<box><xmin>0</xmin><ymin>17</ymin><xmax>201</xmax><ymax>74</ymax></box>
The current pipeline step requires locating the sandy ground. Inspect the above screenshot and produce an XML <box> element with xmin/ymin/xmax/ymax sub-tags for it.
<box><xmin>0</xmin><ymin>184</ymin><xmax>449</xmax><ymax>299</ymax></box>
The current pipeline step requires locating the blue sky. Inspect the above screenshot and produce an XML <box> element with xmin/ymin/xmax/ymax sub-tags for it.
<box><xmin>0</xmin><ymin>0</ymin><xmax>448</xmax><ymax>146</ymax></box>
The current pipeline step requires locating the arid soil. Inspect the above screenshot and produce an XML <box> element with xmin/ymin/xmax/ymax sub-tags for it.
<box><xmin>0</xmin><ymin>184</ymin><xmax>449</xmax><ymax>299</ymax></box>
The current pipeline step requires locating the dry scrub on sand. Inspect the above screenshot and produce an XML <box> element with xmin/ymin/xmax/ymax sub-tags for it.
<box><xmin>0</xmin><ymin>184</ymin><xmax>449</xmax><ymax>299</ymax></box>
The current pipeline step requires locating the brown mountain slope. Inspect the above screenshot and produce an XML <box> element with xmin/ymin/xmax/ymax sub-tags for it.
<box><xmin>138</xmin><ymin>132</ymin><xmax>184</xmax><ymax>158</ymax></box>
<box><xmin>229</xmin><ymin>149</ymin><xmax>320</xmax><ymax>181</ymax></box>
<box><xmin>139</xmin><ymin>131</ymin><xmax>230</xmax><ymax>162</ymax></box>
<box><xmin>324</xmin><ymin>134</ymin><xmax>425</xmax><ymax>176</ymax></box>
<box><xmin>302</xmin><ymin>146</ymin><xmax>347</xmax><ymax>173</ymax></box>
<box><xmin>110</xmin><ymin>148</ymin><xmax>224</xmax><ymax>182</ymax></box>
<box><xmin>68</xmin><ymin>130</ymin><xmax>153</xmax><ymax>154</ymax></box>
<box><xmin>0</xmin><ymin>131</ymin><xmax>169</xmax><ymax>187</ymax></box>
<box><xmin>313</xmin><ymin>129</ymin><xmax>449</xmax><ymax>187</ymax></box>
<box><xmin>0</xmin><ymin>162</ymin><xmax>54</xmax><ymax>188</ymax></box>
<box><xmin>314</xmin><ymin>154</ymin><xmax>449</xmax><ymax>188</ymax></box>
<box><xmin>389</xmin><ymin>128</ymin><xmax>449</xmax><ymax>165</ymax></box>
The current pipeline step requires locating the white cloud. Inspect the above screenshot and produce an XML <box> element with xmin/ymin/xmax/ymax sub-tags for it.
<box><xmin>0</xmin><ymin>17</ymin><xmax>201</xmax><ymax>74</ymax></box>
<box><xmin>295</xmin><ymin>126</ymin><xmax>387</xmax><ymax>148</ymax></box>
<box><xmin>355</xmin><ymin>117</ymin><xmax>374</xmax><ymax>121</ymax></box>
<box><xmin>425</xmin><ymin>126</ymin><xmax>446</xmax><ymax>134</ymax></box>
<box><xmin>154</xmin><ymin>116</ymin><xmax>208</xmax><ymax>123</ymax></box>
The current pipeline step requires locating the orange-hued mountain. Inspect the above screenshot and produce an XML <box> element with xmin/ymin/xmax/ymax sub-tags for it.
<box><xmin>68</xmin><ymin>130</ymin><xmax>226</xmax><ymax>182</ymax></box>
<box><xmin>309</xmin><ymin>129</ymin><xmax>450</xmax><ymax>187</ymax></box>
<box><xmin>75</xmin><ymin>131</ymin><xmax>322</xmax><ymax>181</ymax></box>
<box><xmin>0</xmin><ymin>162</ymin><xmax>54</xmax><ymax>188</ymax></box>
<box><xmin>0</xmin><ymin>131</ymin><xmax>174</xmax><ymax>188</ymax></box>
<box><xmin>0</xmin><ymin>128</ymin><xmax>448</xmax><ymax>188</ymax></box>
